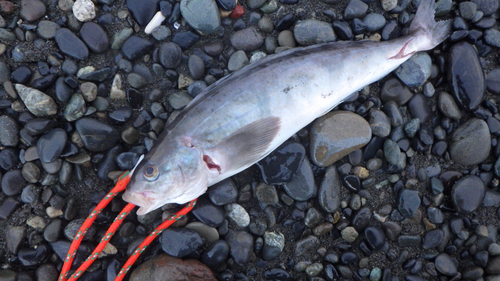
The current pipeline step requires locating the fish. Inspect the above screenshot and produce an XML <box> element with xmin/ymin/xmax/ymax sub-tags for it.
<box><xmin>122</xmin><ymin>0</ymin><xmax>451</xmax><ymax>215</ymax></box>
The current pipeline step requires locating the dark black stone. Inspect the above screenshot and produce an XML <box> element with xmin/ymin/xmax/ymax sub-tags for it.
<box><xmin>364</xmin><ymin>226</ymin><xmax>386</xmax><ymax>251</ymax></box>
<box><xmin>160</xmin><ymin>228</ymin><xmax>202</xmax><ymax>258</ymax></box>
<box><xmin>275</xmin><ymin>13</ymin><xmax>295</xmax><ymax>31</ymax></box>
<box><xmin>201</xmin><ymin>240</ymin><xmax>229</xmax><ymax>267</ymax></box>
<box><xmin>448</xmin><ymin>41</ymin><xmax>485</xmax><ymax>110</ymax></box>
<box><xmin>191</xmin><ymin>196</ymin><xmax>225</xmax><ymax>227</ymax></box>
<box><xmin>36</xmin><ymin>128</ymin><xmax>67</xmax><ymax>163</ymax></box>
<box><xmin>55</xmin><ymin>77</ymin><xmax>72</xmax><ymax>102</ymax></box>
<box><xmin>159</xmin><ymin>1</ymin><xmax>172</xmax><ymax>17</ymax></box>
<box><xmin>343</xmin><ymin>175</ymin><xmax>361</xmax><ymax>193</ymax></box>
<box><xmin>115</xmin><ymin>152</ymin><xmax>140</xmax><ymax>170</ymax></box>
<box><xmin>17</xmin><ymin>244</ymin><xmax>50</xmax><ymax>266</ymax></box>
<box><xmin>159</xmin><ymin>42</ymin><xmax>182</xmax><ymax>69</ymax></box>
<box><xmin>257</xmin><ymin>140</ymin><xmax>305</xmax><ymax>184</ymax></box>
<box><xmin>80</xmin><ymin>22</ymin><xmax>110</xmax><ymax>53</ymax></box>
<box><xmin>37</xmin><ymin>61</ymin><xmax>50</xmax><ymax>76</ymax></box>
<box><xmin>216</xmin><ymin>0</ymin><xmax>236</xmax><ymax>10</ymax></box>
<box><xmin>25</xmin><ymin>118</ymin><xmax>58</xmax><ymax>135</ymax></box>
<box><xmin>31</xmin><ymin>73</ymin><xmax>58</xmax><ymax>91</ymax></box>
<box><xmin>11</xmin><ymin>65</ymin><xmax>32</xmax><ymax>84</ymax></box>
<box><xmin>0</xmin><ymin>197</ymin><xmax>21</xmax><ymax>219</ymax></box>
<box><xmin>0</xmin><ymin>148</ymin><xmax>18</xmax><ymax>170</ymax></box>
<box><xmin>352</xmin><ymin>207</ymin><xmax>372</xmax><ymax>232</ymax></box>
<box><xmin>75</xmin><ymin>118</ymin><xmax>120</xmax><ymax>152</ymax></box>
<box><xmin>78</xmin><ymin>68</ymin><xmax>112</xmax><ymax>82</ymax></box>
<box><xmin>351</xmin><ymin>18</ymin><xmax>367</xmax><ymax>34</ymax></box>
<box><xmin>126</xmin><ymin>0</ymin><xmax>159</xmax><ymax>26</ymax></box>
<box><xmin>121</xmin><ymin>35</ymin><xmax>154</xmax><ymax>61</ymax></box>
<box><xmin>127</xmin><ymin>88</ymin><xmax>143</xmax><ymax>109</ymax></box>
<box><xmin>172</xmin><ymin>31</ymin><xmax>200</xmax><ymax>50</ymax></box>
<box><xmin>55</xmin><ymin>28</ymin><xmax>89</xmax><ymax>60</ymax></box>
<box><xmin>108</xmin><ymin>106</ymin><xmax>133</xmax><ymax>123</ymax></box>
<box><xmin>332</xmin><ymin>21</ymin><xmax>353</xmax><ymax>40</ymax></box>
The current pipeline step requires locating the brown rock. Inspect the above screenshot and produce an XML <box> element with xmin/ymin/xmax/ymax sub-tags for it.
<box><xmin>0</xmin><ymin>1</ymin><xmax>14</xmax><ymax>13</ymax></box>
<box><xmin>310</xmin><ymin>111</ymin><xmax>371</xmax><ymax>167</ymax></box>
<box><xmin>129</xmin><ymin>254</ymin><xmax>216</xmax><ymax>281</ymax></box>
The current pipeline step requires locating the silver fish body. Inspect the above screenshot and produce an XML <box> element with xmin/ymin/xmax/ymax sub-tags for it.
<box><xmin>123</xmin><ymin>0</ymin><xmax>451</xmax><ymax>215</ymax></box>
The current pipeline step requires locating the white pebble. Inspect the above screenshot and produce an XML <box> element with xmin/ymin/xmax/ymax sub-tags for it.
<box><xmin>226</xmin><ymin>203</ymin><xmax>250</xmax><ymax>228</ymax></box>
<box><xmin>73</xmin><ymin>0</ymin><xmax>95</xmax><ymax>22</ymax></box>
<box><xmin>145</xmin><ymin>11</ymin><xmax>166</xmax><ymax>34</ymax></box>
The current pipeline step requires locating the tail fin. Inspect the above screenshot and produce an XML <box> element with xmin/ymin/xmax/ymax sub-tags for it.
<box><xmin>409</xmin><ymin>0</ymin><xmax>451</xmax><ymax>50</ymax></box>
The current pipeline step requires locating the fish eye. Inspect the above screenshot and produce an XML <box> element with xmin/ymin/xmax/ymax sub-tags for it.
<box><xmin>144</xmin><ymin>165</ymin><xmax>159</xmax><ymax>181</ymax></box>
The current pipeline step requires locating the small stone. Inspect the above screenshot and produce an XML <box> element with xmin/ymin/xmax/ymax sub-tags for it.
<box><xmin>72</xmin><ymin>0</ymin><xmax>95</xmax><ymax>22</ymax></box>
<box><xmin>20</xmin><ymin>0</ymin><xmax>46</xmax><ymax>22</ymax></box>
<box><xmin>452</xmin><ymin>175</ymin><xmax>485</xmax><ymax>214</ymax></box>
<box><xmin>226</xmin><ymin>203</ymin><xmax>250</xmax><ymax>228</ymax></box>
<box><xmin>15</xmin><ymin>84</ymin><xmax>57</xmax><ymax>116</ymax></box>
<box><xmin>341</xmin><ymin>227</ymin><xmax>359</xmax><ymax>242</ymax></box>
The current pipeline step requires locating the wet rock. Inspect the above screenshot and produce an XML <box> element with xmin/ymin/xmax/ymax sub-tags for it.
<box><xmin>37</xmin><ymin>129</ymin><xmax>67</xmax><ymax>163</ymax></box>
<box><xmin>449</xmin><ymin>118</ymin><xmax>490</xmax><ymax>166</ymax></box>
<box><xmin>17</xmin><ymin>244</ymin><xmax>50</xmax><ymax>266</ymax></box>
<box><xmin>192</xmin><ymin>196</ymin><xmax>225</xmax><ymax>227</ymax></box>
<box><xmin>201</xmin><ymin>240</ymin><xmax>229</xmax><ymax>268</ymax></box>
<box><xmin>282</xmin><ymin>157</ymin><xmax>316</xmax><ymax>201</ymax></box>
<box><xmin>318</xmin><ymin>165</ymin><xmax>341</xmax><ymax>213</ymax></box>
<box><xmin>257</xmin><ymin>140</ymin><xmax>305</xmax><ymax>184</ymax></box>
<box><xmin>75</xmin><ymin>118</ymin><xmax>120</xmax><ymax>152</ymax></box>
<box><xmin>180</xmin><ymin>0</ymin><xmax>220</xmax><ymax>34</ymax></box>
<box><xmin>207</xmin><ymin>179</ymin><xmax>238</xmax><ymax>206</ymax></box>
<box><xmin>310</xmin><ymin>111</ymin><xmax>371</xmax><ymax>167</ymax></box>
<box><xmin>15</xmin><ymin>84</ymin><xmax>58</xmax><ymax>116</ymax></box>
<box><xmin>448</xmin><ymin>41</ymin><xmax>485</xmax><ymax>110</ymax></box>
<box><xmin>160</xmin><ymin>228</ymin><xmax>202</xmax><ymax>258</ymax></box>
<box><xmin>452</xmin><ymin>175</ymin><xmax>485</xmax><ymax>214</ymax></box>
<box><xmin>364</xmin><ymin>226</ymin><xmax>386</xmax><ymax>251</ymax></box>
<box><xmin>129</xmin><ymin>254</ymin><xmax>216</xmax><ymax>281</ymax></box>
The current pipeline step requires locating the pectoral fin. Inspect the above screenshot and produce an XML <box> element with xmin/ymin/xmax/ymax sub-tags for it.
<box><xmin>207</xmin><ymin>116</ymin><xmax>281</xmax><ymax>171</ymax></box>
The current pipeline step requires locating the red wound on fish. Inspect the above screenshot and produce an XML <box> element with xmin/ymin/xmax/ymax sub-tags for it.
<box><xmin>203</xmin><ymin>154</ymin><xmax>221</xmax><ymax>173</ymax></box>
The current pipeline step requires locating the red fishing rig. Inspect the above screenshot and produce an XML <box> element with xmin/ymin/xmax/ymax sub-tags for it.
<box><xmin>58</xmin><ymin>171</ymin><xmax>197</xmax><ymax>281</ymax></box>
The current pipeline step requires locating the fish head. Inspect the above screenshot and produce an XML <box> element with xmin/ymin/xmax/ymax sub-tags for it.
<box><xmin>122</xmin><ymin>138</ymin><xmax>209</xmax><ymax>215</ymax></box>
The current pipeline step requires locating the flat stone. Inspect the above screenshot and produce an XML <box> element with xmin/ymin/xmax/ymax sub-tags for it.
<box><xmin>310</xmin><ymin>111</ymin><xmax>371</xmax><ymax>167</ymax></box>
<box><xmin>54</xmin><ymin>28</ymin><xmax>89</xmax><ymax>60</ymax></box>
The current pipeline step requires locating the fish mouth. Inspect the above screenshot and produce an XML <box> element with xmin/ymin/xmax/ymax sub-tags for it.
<box><xmin>122</xmin><ymin>190</ymin><xmax>157</xmax><ymax>215</ymax></box>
